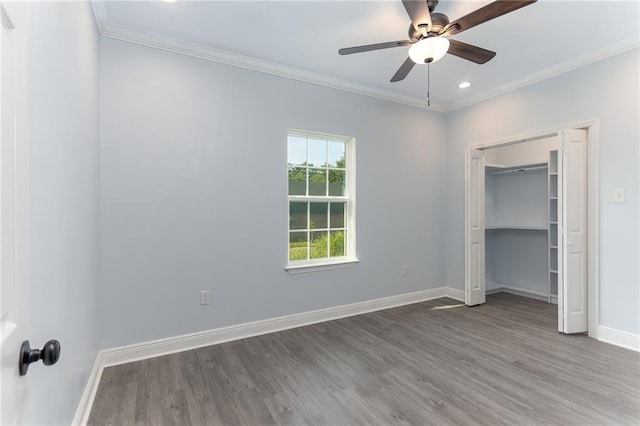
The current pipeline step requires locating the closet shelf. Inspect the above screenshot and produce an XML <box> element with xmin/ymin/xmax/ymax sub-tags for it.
<box><xmin>486</xmin><ymin>162</ymin><xmax>548</xmax><ymax>175</ymax></box>
<box><xmin>485</xmin><ymin>226</ymin><xmax>547</xmax><ymax>231</ymax></box>
<box><xmin>550</xmin><ymin>245</ymin><xmax>558</xmax><ymax>249</ymax></box>
<box><xmin>550</xmin><ymin>269</ymin><xmax>558</xmax><ymax>274</ymax></box>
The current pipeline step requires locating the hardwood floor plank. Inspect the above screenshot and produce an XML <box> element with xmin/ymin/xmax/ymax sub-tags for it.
<box><xmin>177</xmin><ymin>350</ymin><xmax>219</xmax><ymax>425</ymax></box>
<box><xmin>88</xmin><ymin>373</ymin><xmax>137</xmax><ymax>426</ymax></box>
<box><xmin>88</xmin><ymin>294</ymin><xmax>640</xmax><ymax>425</ymax></box>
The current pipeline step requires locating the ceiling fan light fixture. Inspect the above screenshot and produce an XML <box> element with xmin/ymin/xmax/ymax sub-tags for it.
<box><xmin>408</xmin><ymin>37</ymin><xmax>450</xmax><ymax>64</ymax></box>
<box><xmin>458</xmin><ymin>81</ymin><xmax>471</xmax><ymax>89</ymax></box>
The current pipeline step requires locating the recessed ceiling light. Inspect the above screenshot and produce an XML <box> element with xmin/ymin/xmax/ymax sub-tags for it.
<box><xmin>458</xmin><ymin>81</ymin><xmax>471</xmax><ymax>89</ymax></box>
<box><xmin>161</xmin><ymin>0</ymin><xmax>178</xmax><ymax>3</ymax></box>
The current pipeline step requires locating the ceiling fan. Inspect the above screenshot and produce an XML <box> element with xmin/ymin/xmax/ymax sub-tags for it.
<box><xmin>339</xmin><ymin>0</ymin><xmax>537</xmax><ymax>82</ymax></box>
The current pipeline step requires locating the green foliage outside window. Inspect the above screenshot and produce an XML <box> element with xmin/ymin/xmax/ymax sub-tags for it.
<box><xmin>289</xmin><ymin>231</ymin><xmax>345</xmax><ymax>261</ymax></box>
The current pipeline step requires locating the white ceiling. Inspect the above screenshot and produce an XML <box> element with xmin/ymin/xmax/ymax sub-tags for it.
<box><xmin>98</xmin><ymin>0</ymin><xmax>640</xmax><ymax>111</ymax></box>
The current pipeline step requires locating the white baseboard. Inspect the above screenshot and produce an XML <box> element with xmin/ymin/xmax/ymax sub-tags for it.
<box><xmin>101</xmin><ymin>286</ymin><xmax>456</xmax><ymax>367</ymax></box>
<box><xmin>444</xmin><ymin>287</ymin><xmax>465</xmax><ymax>302</ymax></box>
<box><xmin>71</xmin><ymin>354</ymin><xmax>104</xmax><ymax>425</ymax></box>
<box><xmin>486</xmin><ymin>282</ymin><xmax>557</xmax><ymax>304</ymax></box>
<box><xmin>597</xmin><ymin>325</ymin><xmax>640</xmax><ymax>352</ymax></box>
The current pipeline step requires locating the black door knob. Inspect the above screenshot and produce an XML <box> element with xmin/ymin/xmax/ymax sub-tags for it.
<box><xmin>19</xmin><ymin>340</ymin><xmax>61</xmax><ymax>376</ymax></box>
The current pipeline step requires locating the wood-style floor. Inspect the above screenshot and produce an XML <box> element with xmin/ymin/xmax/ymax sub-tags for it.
<box><xmin>88</xmin><ymin>293</ymin><xmax>640</xmax><ymax>425</ymax></box>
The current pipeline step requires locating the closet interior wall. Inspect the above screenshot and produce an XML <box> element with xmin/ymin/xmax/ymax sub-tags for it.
<box><xmin>484</xmin><ymin>137</ymin><xmax>559</xmax><ymax>302</ymax></box>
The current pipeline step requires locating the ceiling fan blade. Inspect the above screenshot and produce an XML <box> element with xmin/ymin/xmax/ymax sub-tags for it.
<box><xmin>391</xmin><ymin>57</ymin><xmax>416</xmax><ymax>82</ymax></box>
<box><xmin>339</xmin><ymin>40</ymin><xmax>412</xmax><ymax>55</ymax></box>
<box><xmin>447</xmin><ymin>39</ymin><xmax>496</xmax><ymax>64</ymax></box>
<box><xmin>443</xmin><ymin>0</ymin><xmax>537</xmax><ymax>36</ymax></box>
<box><xmin>402</xmin><ymin>0</ymin><xmax>432</xmax><ymax>35</ymax></box>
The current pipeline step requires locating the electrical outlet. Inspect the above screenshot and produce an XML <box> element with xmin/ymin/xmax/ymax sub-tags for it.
<box><xmin>401</xmin><ymin>265</ymin><xmax>408</xmax><ymax>277</ymax></box>
<box><xmin>200</xmin><ymin>290</ymin><xmax>210</xmax><ymax>305</ymax></box>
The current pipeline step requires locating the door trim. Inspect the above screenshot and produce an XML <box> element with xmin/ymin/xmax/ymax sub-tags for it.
<box><xmin>464</xmin><ymin>119</ymin><xmax>599</xmax><ymax>338</ymax></box>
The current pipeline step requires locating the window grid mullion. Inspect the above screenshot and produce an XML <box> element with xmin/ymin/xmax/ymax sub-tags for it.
<box><xmin>305</xmin><ymin>137</ymin><xmax>309</xmax><ymax>197</ymax></box>
<box><xmin>326</xmin><ymin>229</ymin><xmax>330</xmax><ymax>257</ymax></box>
<box><xmin>325</xmin><ymin>140</ymin><xmax>329</xmax><ymax>196</ymax></box>
<box><xmin>288</xmin><ymin>196</ymin><xmax>347</xmax><ymax>202</ymax></box>
<box><xmin>327</xmin><ymin>202</ymin><xmax>331</xmax><ymax>257</ymax></box>
<box><xmin>325</xmin><ymin>168</ymin><xmax>329</xmax><ymax>197</ymax></box>
<box><xmin>306</xmin><ymin>201</ymin><xmax>310</xmax><ymax>260</ymax></box>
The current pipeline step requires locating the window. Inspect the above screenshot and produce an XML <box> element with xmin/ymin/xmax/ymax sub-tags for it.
<box><xmin>287</xmin><ymin>130</ymin><xmax>356</xmax><ymax>270</ymax></box>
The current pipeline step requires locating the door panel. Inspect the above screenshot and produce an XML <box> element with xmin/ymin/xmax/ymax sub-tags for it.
<box><xmin>560</xmin><ymin>128</ymin><xmax>588</xmax><ymax>333</ymax></box>
<box><xmin>0</xmin><ymin>5</ymin><xmax>27</xmax><ymax>423</ymax></box>
<box><xmin>466</xmin><ymin>149</ymin><xmax>485</xmax><ymax>306</ymax></box>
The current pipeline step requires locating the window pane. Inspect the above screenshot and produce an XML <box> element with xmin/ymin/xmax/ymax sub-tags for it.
<box><xmin>288</xmin><ymin>166</ymin><xmax>306</xmax><ymax>196</ymax></box>
<box><xmin>310</xmin><ymin>231</ymin><xmax>328</xmax><ymax>259</ymax></box>
<box><xmin>310</xmin><ymin>203</ymin><xmax>328</xmax><ymax>229</ymax></box>
<box><xmin>289</xmin><ymin>232</ymin><xmax>308</xmax><ymax>261</ymax></box>
<box><xmin>328</xmin><ymin>169</ymin><xmax>345</xmax><ymax>196</ymax></box>
<box><xmin>307</xmin><ymin>138</ymin><xmax>327</xmax><ymax>167</ymax></box>
<box><xmin>287</xmin><ymin>136</ymin><xmax>307</xmax><ymax>166</ymax></box>
<box><xmin>330</xmin><ymin>203</ymin><xmax>345</xmax><ymax>229</ymax></box>
<box><xmin>328</xmin><ymin>141</ymin><xmax>345</xmax><ymax>168</ymax></box>
<box><xmin>308</xmin><ymin>168</ymin><xmax>327</xmax><ymax>196</ymax></box>
<box><xmin>289</xmin><ymin>202</ymin><xmax>308</xmax><ymax>230</ymax></box>
<box><xmin>329</xmin><ymin>231</ymin><xmax>345</xmax><ymax>257</ymax></box>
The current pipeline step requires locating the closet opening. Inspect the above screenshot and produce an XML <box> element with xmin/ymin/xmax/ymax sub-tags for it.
<box><xmin>484</xmin><ymin>137</ymin><xmax>558</xmax><ymax>306</ymax></box>
<box><xmin>464</xmin><ymin>125</ymin><xmax>596</xmax><ymax>335</ymax></box>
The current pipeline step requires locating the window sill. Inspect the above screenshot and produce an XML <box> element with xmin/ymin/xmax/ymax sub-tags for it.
<box><xmin>285</xmin><ymin>258</ymin><xmax>359</xmax><ymax>274</ymax></box>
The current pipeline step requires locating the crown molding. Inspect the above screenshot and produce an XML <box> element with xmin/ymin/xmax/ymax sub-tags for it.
<box><xmin>444</xmin><ymin>36</ymin><xmax>640</xmax><ymax>112</ymax></box>
<box><xmin>99</xmin><ymin>21</ymin><xmax>448</xmax><ymax>112</ymax></box>
<box><xmin>90</xmin><ymin>1</ymin><xmax>637</xmax><ymax>114</ymax></box>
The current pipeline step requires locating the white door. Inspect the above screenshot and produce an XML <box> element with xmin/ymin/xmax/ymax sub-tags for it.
<box><xmin>465</xmin><ymin>149</ymin><xmax>486</xmax><ymax>306</ymax></box>
<box><xmin>558</xmin><ymin>129</ymin><xmax>588</xmax><ymax>333</ymax></box>
<box><xmin>0</xmin><ymin>5</ymin><xmax>28</xmax><ymax>424</ymax></box>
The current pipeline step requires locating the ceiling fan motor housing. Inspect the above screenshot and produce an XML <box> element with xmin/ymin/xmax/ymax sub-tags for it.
<box><xmin>408</xmin><ymin>12</ymin><xmax>449</xmax><ymax>41</ymax></box>
<box><xmin>429</xmin><ymin>13</ymin><xmax>450</xmax><ymax>35</ymax></box>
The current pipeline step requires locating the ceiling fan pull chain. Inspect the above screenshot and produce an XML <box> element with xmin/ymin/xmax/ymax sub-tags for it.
<box><xmin>427</xmin><ymin>62</ymin><xmax>431</xmax><ymax>107</ymax></box>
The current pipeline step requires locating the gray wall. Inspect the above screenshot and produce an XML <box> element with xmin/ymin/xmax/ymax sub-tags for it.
<box><xmin>445</xmin><ymin>49</ymin><xmax>640</xmax><ymax>335</ymax></box>
<box><xmin>99</xmin><ymin>38</ymin><xmax>447</xmax><ymax>348</ymax></box>
<box><xmin>486</xmin><ymin>230</ymin><xmax>549</xmax><ymax>295</ymax></box>
<box><xmin>13</xmin><ymin>2</ymin><xmax>101</xmax><ymax>424</ymax></box>
<box><xmin>486</xmin><ymin>170</ymin><xmax>548</xmax><ymax>228</ymax></box>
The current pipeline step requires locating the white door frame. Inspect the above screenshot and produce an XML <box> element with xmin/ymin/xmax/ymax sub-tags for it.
<box><xmin>464</xmin><ymin>119</ymin><xmax>599</xmax><ymax>338</ymax></box>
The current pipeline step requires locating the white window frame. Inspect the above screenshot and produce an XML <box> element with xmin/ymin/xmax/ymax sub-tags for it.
<box><xmin>285</xmin><ymin>129</ymin><xmax>357</xmax><ymax>273</ymax></box>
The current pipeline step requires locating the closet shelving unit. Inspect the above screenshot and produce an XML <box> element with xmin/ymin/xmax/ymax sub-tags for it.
<box><xmin>485</xmin><ymin>162</ymin><xmax>551</xmax><ymax>301</ymax></box>
<box><xmin>548</xmin><ymin>150</ymin><xmax>559</xmax><ymax>304</ymax></box>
